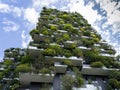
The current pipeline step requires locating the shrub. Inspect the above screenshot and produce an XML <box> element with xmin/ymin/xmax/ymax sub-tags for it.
<box><xmin>63</xmin><ymin>49</ymin><xmax>72</xmax><ymax>57</ymax></box>
<box><xmin>62</xmin><ymin>60</ymin><xmax>73</xmax><ymax>66</ymax></box>
<box><xmin>30</xmin><ymin>29</ymin><xmax>39</xmax><ymax>36</ymax></box>
<box><xmin>40</xmin><ymin>68</ymin><xmax>50</xmax><ymax>74</ymax></box>
<box><xmin>50</xmin><ymin>25</ymin><xmax>57</xmax><ymax>31</ymax></box>
<box><xmin>73</xmin><ymin>48</ymin><xmax>83</xmax><ymax>57</ymax></box>
<box><xmin>90</xmin><ymin>61</ymin><xmax>104</xmax><ymax>68</ymax></box>
<box><xmin>43</xmin><ymin>48</ymin><xmax>56</xmax><ymax>56</ymax></box>
<box><xmin>61</xmin><ymin>75</ymin><xmax>75</xmax><ymax>90</ymax></box>
<box><xmin>75</xmin><ymin>76</ymin><xmax>84</xmax><ymax>87</ymax></box>
<box><xmin>64</xmin><ymin>24</ymin><xmax>73</xmax><ymax>31</ymax></box>
<box><xmin>15</xmin><ymin>64</ymin><xmax>31</xmax><ymax>73</ymax></box>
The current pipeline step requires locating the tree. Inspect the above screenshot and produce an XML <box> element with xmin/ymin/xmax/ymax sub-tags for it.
<box><xmin>90</xmin><ymin>61</ymin><xmax>104</xmax><ymax>68</ymax></box>
<box><xmin>61</xmin><ymin>75</ymin><xmax>75</xmax><ymax>90</ymax></box>
<box><xmin>108</xmin><ymin>79</ymin><xmax>120</xmax><ymax>89</ymax></box>
<box><xmin>75</xmin><ymin>76</ymin><xmax>84</xmax><ymax>87</ymax></box>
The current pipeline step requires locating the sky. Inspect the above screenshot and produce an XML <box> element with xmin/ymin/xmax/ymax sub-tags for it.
<box><xmin>0</xmin><ymin>0</ymin><xmax>120</xmax><ymax>60</ymax></box>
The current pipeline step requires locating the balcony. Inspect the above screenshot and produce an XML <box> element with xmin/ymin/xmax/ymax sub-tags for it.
<box><xmin>28</xmin><ymin>46</ymin><xmax>44</xmax><ymax>58</ymax></box>
<box><xmin>99</xmin><ymin>53</ymin><xmax>115</xmax><ymax>58</ymax></box>
<box><xmin>94</xmin><ymin>44</ymin><xmax>101</xmax><ymax>47</ymax></box>
<box><xmin>63</xmin><ymin>41</ymin><xmax>76</xmax><ymax>49</ymax></box>
<box><xmin>77</xmin><ymin>46</ymin><xmax>91</xmax><ymax>50</ymax></box>
<box><xmin>45</xmin><ymin>56</ymin><xmax>83</xmax><ymax>66</ymax></box>
<box><xmin>81</xmin><ymin>36</ymin><xmax>91</xmax><ymax>39</ymax></box>
<box><xmin>19</xmin><ymin>72</ymin><xmax>55</xmax><ymax>86</ymax></box>
<box><xmin>33</xmin><ymin>34</ymin><xmax>52</xmax><ymax>43</ymax></box>
<box><xmin>81</xmin><ymin>64</ymin><xmax>109</xmax><ymax>76</ymax></box>
<box><xmin>54</xmin><ymin>62</ymin><xmax>67</xmax><ymax>73</ymax></box>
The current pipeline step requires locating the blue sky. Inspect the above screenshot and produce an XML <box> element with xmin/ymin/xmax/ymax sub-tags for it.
<box><xmin>0</xmin><ymin>0</ymin><xmax>120</xmax><ymax>60</ymax></box>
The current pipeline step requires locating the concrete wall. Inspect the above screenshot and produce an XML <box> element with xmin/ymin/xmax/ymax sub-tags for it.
<box><xmin>55</xmin><ymin>64</ymin><xmax>67</xmax><ymax>73</ymax></box>
<box><xmin>19</xmin><ymin>73</ymin><xmax>55</xmax><ymax>86</ymax></box>
<box><xmin>81</xmin><ymin>65</ymin><xmax>109</xmax><ymax>76</ymax></box>
<box><xmin>45</xmin><ymin>56</ymin><xmax>83</xmax><ymax>67</ymax></box>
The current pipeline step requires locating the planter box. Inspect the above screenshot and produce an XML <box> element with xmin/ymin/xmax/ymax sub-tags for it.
<box><xmin>81</xmin><ymin>64</ymin><xmax>116</xmax><ymax>76</ymax></box>
<box><xmin>33</xmin><ymin>34</ymin><xmax>52</xmax><ymax>43</ymax></box>
<box><xmin>45</xmin><ymin>56</ymin><xmax>83</xmax><ymax>66</ymax></box>
<box><xmin>19</xmin><ymin>73</ymin><xmax>55</xmax><ymax>86</ymax></box>
<box><xmin>54</xmin><ymin>62</ymin><xmax>67</xmax><ymax>73</ymax></box>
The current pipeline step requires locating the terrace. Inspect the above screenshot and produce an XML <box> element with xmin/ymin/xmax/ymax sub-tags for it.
<box><xmin>54</xmin><ymin>62</ymin><xmax>67</xmax><ymax>73</ymax></box>
<box><xmin>45</xmin><ymin>56</ymin><xmax>83</xmax><ymax>66</ymax></box>
<box><xmin>19</xmin><ymin>72</ymin><xmax>55</xmax><ymax>86</ymax></box>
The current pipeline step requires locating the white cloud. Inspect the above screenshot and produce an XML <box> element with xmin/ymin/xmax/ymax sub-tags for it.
<box><xmin>0</xmin><ymin>3</ymin><xmax>10</xmax><ymax>13</ymax></box>
<box><xmin>21</xmin><ymin>30</ymin><xmax>31</xmax><ymax>48</ymax></box>
<box><xmin>99</xmin><ymin>0</ymin><xmax>120</xmax><ymax>33</ymax></box>
<box><xmin>0</xmin><ymin>2</ymin><xmax>22</xmax><ymax>17</ymax></box>
<box><xmin>2</xmin><ymin>18</ymin><xmax>19</xmax><ymax>32</ymax></box>
<box><xmin>23</xmin><ymin>8</ymin><xmax>39</xmax><ymax>25</ymax></box>
<box><xmin>69</xmin><ymin>0</ymin><xmax>102</xmax><ymax>25</ymax></box>
<box><xmin>33</xmin><ymin>0</ymin><xmax>58</xmax><ymax>9</ymax></box>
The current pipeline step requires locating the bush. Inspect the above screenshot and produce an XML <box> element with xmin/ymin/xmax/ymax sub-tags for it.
<box><xmin>90</xmin><ymin>61</ymin><xmax>104</xmax><ymax>68</ymax></box>
<box><xmin>64</xmin><ymin>24</ymin><xmax>73</xmax><ymax>31</ymax></box>
<box><xmin>75</xmin><ymin>76</ymin><xmax>84</xmax><ymax>87</ymax></box>
<box><xmin>63</xmin><ymin>49</ymin><xmax>72</xmax><ymax>57</ymax></box>
<box><xmin>50</xmin><ymin>25</ymin><xmax>57</xmax><ymax>31</ymax></box>
<box><xmin>40</xmin><ymin>68</ymin><xmax>50</xmax><ymax>74</ymax></box>
<box><xmin>30</xmin><ymin>29</ymin><xmax>39</xmax><ymax>36</ymax></box>
<box><xmin>73</xmin><ymin>48</ymin><xmax>83</xmax><ymax>57</ymax></box>
<box><xmin>62</xmin><ymin>60</ymin><xmax>73</xmax><ymax>66</ymax></box>
<box><xmin>43</xmin><ymin>48</ymin><xmax>56</xmax><ymax>56</ymax></box>
<box><xmin>15</xmin><ymin>64</ymin><xmax>31</xmax><ymax>73</ymax></box>
<box><xmin>61</xmin><ymin>75</ymin><xmax>75</xmax><ymax>90</ymax></box>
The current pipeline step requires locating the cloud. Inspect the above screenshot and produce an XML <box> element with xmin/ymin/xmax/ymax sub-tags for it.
<box><xmin>32</xmin><ymin>0</ymin><xmax>58</xmax><ymax>9</ymax></box>
<box><xmin>69</xmin><ymin>0</ymin><xmax>102</xmax><ymax>25</ymax></box>
<box><xmin>0</xmin><ymin>3</ymin><xmax>10</xmax><ymax>13</ymax></box>
<box><xmin>21</xmin><ymin>30</ymin><xmax>31</xmax><ymax>48</ymax></box>
<box><xmin>2</xmin><ymin>18</ymin><xmax>19</xmax><ymax>32</ymax></box>
<box><xmin>99</xmin><ymin>0</ymin><xmax>120</xmax><ymax>33</ymax></box>
<box><xmin>0</xmin><ymin>2</ymin><xmax>22</xmax><ymax>17</ymax></box>
<box><xmin>23</xmin><ymin>8</ymin><xmax>39</xmax><ymax>25</ymax></box>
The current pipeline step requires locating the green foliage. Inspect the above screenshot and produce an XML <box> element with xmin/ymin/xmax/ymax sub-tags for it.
<box><xmin>64</xmin><ymin>24</ymin><xmax>73</xmax><ymax>31</ymax></box>
<box><xmin>10</xmin><ymin>83</ymin><xmax>20</xmax><ymax>90</ymax></box>
<box><xmin>21</xmin><ymin>55</ymin><xmax>33</xmax><ymax>64</ymax></box>
<box><xmin>73</xmin><ymin>48</ymin><xmax>83</xmax><ymax>57</ymax></box>
<box><xmin>40</xmin><ymin>68</ymin><xmax>50</xmax><ymax>74</ymax></box>
<box><xmin>4</xmin><ymin>59</ymin><xmax>13</xmax><ymax>66</ymax></box>
<box><xmin>63</xmin><ymin>49</ymin><xmax>72</xmax><ymax>57</ymax></box>
<box><xmin>0</xmin><ymin>72</ymin><xmax>4</xmax><ymax>79</ymax></box>
<box><xmin>43</xmin><ymin>48</ymin><xmax>56</xmax><ymax>56</ymax></box>
<box><xmin>30</xmin><ymin>29</ymin><xmax>39</xmax><ymax>36</ymax></box>
<box><xmin>108</xmin><ymin>79</ymin><xmax>120</xmax><ymax>89</ymax></box>
<box><xmin>49</xmin><ymin>44</ymin><xmax>62</xmax><ymax>55</ymax></box>
<box><xmin>90</xmin><ymin>61</ymin><xmax>104</xmax><ymax>68</ymax></box>
<box><xmin>62</xmin><ymin>60</ymin><xmax>73</xmax><ymax>66</ymax></box>
<box><xmin>83</xmin><ymin>31</ymin><xmax>91</xmax><ymax>36</ymax></box>
<box><xmin>109</xmin><ymin>70</ymin><xmax>120</xmax><ymax>81</ymax></box>
<box><xmin>62</xmin><ymin>34</ymin><xmax>70</xmax><ymax>41</ymax></box>
<box><xmin>50</xmin><ymin>25</ymin><xmax>57</xmax><ymax>31</ymax></box>
<box><xmin>82</xmin><ymin>38</ymin><xmax>94</xmax><ymax>47</ymax></box>
<box><xmin>41</xmin><ymin>27</ymin><xmax>49</xmax><ymax>35</ymax></box>
<box><xmin>61</xmin><ymin>75</ymin><xmax>75</xmax><ymax>90</ymax></box>
<box><xmin>15</xmin><ymin>64</ymin><xmax>31</xmax><ymax>73</ymax></box>
<box><xmin>75</xmin><ymin>76</ymin><xmax>84</xmax><ymax>87</ymax></box>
